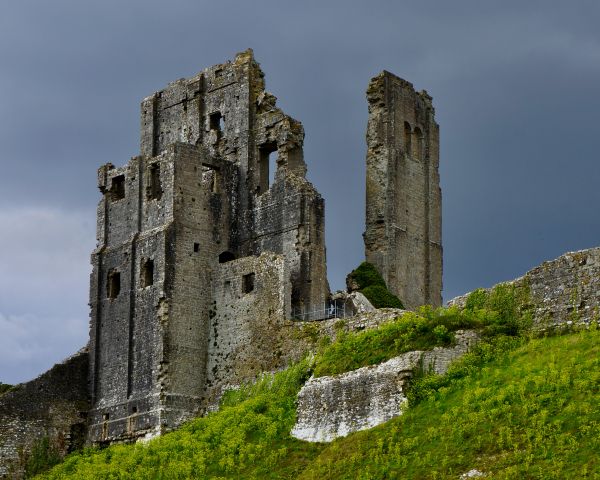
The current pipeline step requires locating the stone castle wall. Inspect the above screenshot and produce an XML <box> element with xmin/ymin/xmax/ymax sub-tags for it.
<box><xmin>450</xmin><ymin>247</ymin><xmax>600</xmax><ymax>327</ymax></box>
<box><xmin>0</xmin><ymin>350</ymin><xmax>89</xmax><ymax>478</ymax></box>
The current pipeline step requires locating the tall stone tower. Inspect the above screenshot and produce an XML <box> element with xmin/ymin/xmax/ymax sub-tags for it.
<box><xmin>363</xmin><ymin>71</ymin><xmax>442</xmax><ymax>309</ymax></box>
<box><xmin>87</xmin><ymin>50</ymin><xmax>328</xmax><ymax>443</ymax></box>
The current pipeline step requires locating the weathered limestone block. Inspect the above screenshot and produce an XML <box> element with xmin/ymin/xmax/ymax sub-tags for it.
<box><xmin>291</xmin><ymin>331</ymin><xmax>479</xmax><ymax>442</ymax></box>
<box><xmin>331</xmin><ymin>290</ymin><xmax>376</xmax><ymax>316</ymax></box>
<box><xmin>449</xmin><ymin>247</ymin><xmax>600</xmax><ymax>327</ymax></box>
<box><xmin>0</xmin><ymin>349</ymin><xmax>89</xmax><ymax>479</ymax></box>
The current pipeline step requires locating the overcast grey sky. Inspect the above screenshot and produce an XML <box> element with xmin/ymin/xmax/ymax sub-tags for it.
<box><xmin>1</xmin><ymin>1</ymin><xmax>599</xmax><ymax>384</ymax></box>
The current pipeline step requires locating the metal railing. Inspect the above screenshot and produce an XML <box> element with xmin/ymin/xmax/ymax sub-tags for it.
<box><xmin>291</xmin><ymin>302</ymin><xmax>349</xmax><ymax>322</ymax></box>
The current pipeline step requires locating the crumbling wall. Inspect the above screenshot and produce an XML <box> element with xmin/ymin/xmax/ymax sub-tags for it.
<box><xmin>0</xmin><ymin>349</ymin><xmax>88</xmax><ymax>479</ymax></box>
<box><xmin>450</xmin><ymin>247</ymin><xmax>600</xmax><ymax>327</ymax></box>
<box><xmin>139</xmin><ymin>49</ymin><xmax>329</xmax><ymax>308</ymax></box>
<box><xmin>291</xmin><ymin>331</ymin><xmax>479</xmax><ymax>443</ymax></box>
<box><xmin>364</xmin><ymin>71</ymin><xmax>442</xmax><ymax>309</ymax></box>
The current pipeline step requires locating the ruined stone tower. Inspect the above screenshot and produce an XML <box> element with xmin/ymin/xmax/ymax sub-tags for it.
<box><xmin>87</xmin><ymin>50</ymin><xmax>329</xmax><ymax>443</ymax></box>
<box><xmin>364</xmin><ymin>71</ymin><xmax>442</xmax><ymax>309</ymax></box>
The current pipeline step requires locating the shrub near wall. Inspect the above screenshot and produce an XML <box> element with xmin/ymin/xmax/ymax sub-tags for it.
<box><xmin>347</xmin><ymin>262</ymin><xmax>404</xmax><ymax>309</ymax></box>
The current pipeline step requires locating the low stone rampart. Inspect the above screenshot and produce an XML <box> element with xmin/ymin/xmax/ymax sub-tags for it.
<box><xmin>0</xmin><ymin>348</ymin><xmax>89</xmax><ymax>478</ymax></box>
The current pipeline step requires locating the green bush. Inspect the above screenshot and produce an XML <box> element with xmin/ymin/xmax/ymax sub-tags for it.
<box><xmin>347</xmin><ymin>262</ymin><xmax>404</xmax><ymax>309</ymax></box>
<box><xmin>361</xmin><ymin>285</ymin><xmax>404</xmax><ymax>309</ymax></box>
<box><xmin>346</xmin><ymin>262</ymin><xmax>386</xmax><ymax>289</ymax></box>
<box><xmin>313</xmin><ymin>306</ymin><xmax>481</xmax><ymax>377</ymax></box>
<box><xmin>465</xmin><ymin>283</ymin><xmax>532</xmax><ymax>337</ymax></box>
<box><xmin>0</xmin><ymin>382</ymin><xmax>12</xmax><ymax>395</ymax></box>
<box><xmin>313</xmin><ymin>283</ymin><xmax>530</xmax><ymax>378</ymax></box>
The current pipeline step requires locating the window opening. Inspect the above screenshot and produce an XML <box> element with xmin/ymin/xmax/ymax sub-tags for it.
<box><xmin>242</xmin><ymin>273</ymin><xmax>255</xmax><ymax>294</ymax></box>
<box><xmin>193</xmin><ymin>242</ymin><xmax>200</xmax><ymax>253</ymax></box>
<box><xmin>107</xmin><ymin>270</ymin><xmax>121</xmax><ymax>299</ymax></box>
<box><xmin>141</xmin><ymin>259</ymin><xmax>154</xmax><ymax>287</ymax></box>
<box><xmin>147</xmin><ymin>163</ymin><xmax>162</xmax><ymax>200</ymax></box>
<box><xmin>110</xmin><ymin>175</ymin><xmax>125</xmax><ymax>201</ymax></box>
<box><xmin>202</xmin><ymin>165</ymin><xmax>220</xmax><ymax>193</ymax></box>
<box><xmin>258</xmin><ymin>144</ymin><xmax>277</xmax><ymax>195</ymax></box>
<box><xmin>209</xmin><ymin>111</ymin><xmax>223</xmax><ymax>138</ymax></box>
<box><xmin>218</xmin><ymin>251</ymin><xmax>236</xmax><ymax>263</ymax></box>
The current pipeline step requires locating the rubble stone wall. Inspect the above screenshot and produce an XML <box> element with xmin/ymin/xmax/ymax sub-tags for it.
<box><xmin>449</xmin><ymin>247</ymin><xmax>600</xmax><ymax>327</ymax></box>
<box><xmin>0</xmin><ymin>349</ymin><xmax>89</xmax><ymax>479</ymax></box>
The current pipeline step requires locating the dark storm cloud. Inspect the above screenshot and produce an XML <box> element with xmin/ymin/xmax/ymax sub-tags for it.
<box><xmin>1</xmin><ymin>0</ymin><xmax>599</xmax><ymax>383</ymax></box>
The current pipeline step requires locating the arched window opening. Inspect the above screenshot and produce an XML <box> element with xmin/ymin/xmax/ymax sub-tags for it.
<box><xmin>218</xmin><ymin>251</ymin><xmax>236</xmax><ymax>263</ymax></box>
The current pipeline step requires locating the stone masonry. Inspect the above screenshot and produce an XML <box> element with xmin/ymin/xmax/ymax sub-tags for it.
<box><xmin>449</xmin><ymin>247</ymin><xmax>600</xmax><ymax>327</ymax></box>
<box><xmin>87</xmin><ymin>49</ymin><xmax>329</xmax><ymax>444</ymax></box>
<box><xmin>364</xmin><ymin>71</ymin><xmax>442</xmax><ymax>309</ymax></box>
<box><xmin>0</xmin><ymin>349</ymin><xmax>88</xmax><ymax>478</ymax></box>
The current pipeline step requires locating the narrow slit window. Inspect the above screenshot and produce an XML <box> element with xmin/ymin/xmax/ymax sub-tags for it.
<box><xmin>147</xmin><ymin>164</ymin><xmax>162</xmax><ymax>200</ymax></box>
<box><xmin>242</xmin><ymin>272</ymin><xmax>255</xmax><ymax>294</ymax></box>
<box><xmin>110</xmin><ymin>175</ymin><xmax>125</xmax><ymax>201</ymax></box>
<box><xmin>107</xmin><ymin>270</ymin><xmax>121</xmax><ymax>299</ymax></box>
<box><xmin>141</xmin><ymin>259</ymin><xmax>154</xmax><ymax>287</ymax></box>
<box><xmin>193</xmin><ymin>242</ymin><xmax>200</xmax><ymax>253</ymax></box>
<box><xmin>257</xmin><ymin>144</ymin><xmax>277</xmax><ymax>195</ymax></box>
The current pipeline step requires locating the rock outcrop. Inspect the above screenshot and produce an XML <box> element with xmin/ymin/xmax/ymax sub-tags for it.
<box><xmin>291</xmin><ymin>330</ymin><xmax>479</xmax><ymax>442</ymax></box>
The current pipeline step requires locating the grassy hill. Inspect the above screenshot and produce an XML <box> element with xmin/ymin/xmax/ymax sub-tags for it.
<box><xmin>35</xmin><ymin>288</ymin><xmax>599</xmax><ymax>479</ymax></box>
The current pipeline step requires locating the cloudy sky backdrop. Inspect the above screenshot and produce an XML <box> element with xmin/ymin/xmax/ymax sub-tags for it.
<box><xmin>1</xmin><ymin>0</ymin><xmax>599</xmax><ymax>384</ymax></box>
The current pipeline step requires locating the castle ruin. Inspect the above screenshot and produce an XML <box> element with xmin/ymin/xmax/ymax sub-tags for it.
<box><xmin>1</xmin><ymin>50</ymin><xmax>443</xmax><ymax>472</ymax></box>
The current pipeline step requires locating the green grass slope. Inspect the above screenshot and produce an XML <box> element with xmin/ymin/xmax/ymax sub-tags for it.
<box><xmin>299</xmin><ymin>330</ymin><xmax>599</xmax><ymax>479</ymax></box>
<box><xmin>37</xmin><ymin>299</ymin><xmax>599</xmax><ymax>479</ymax></box>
